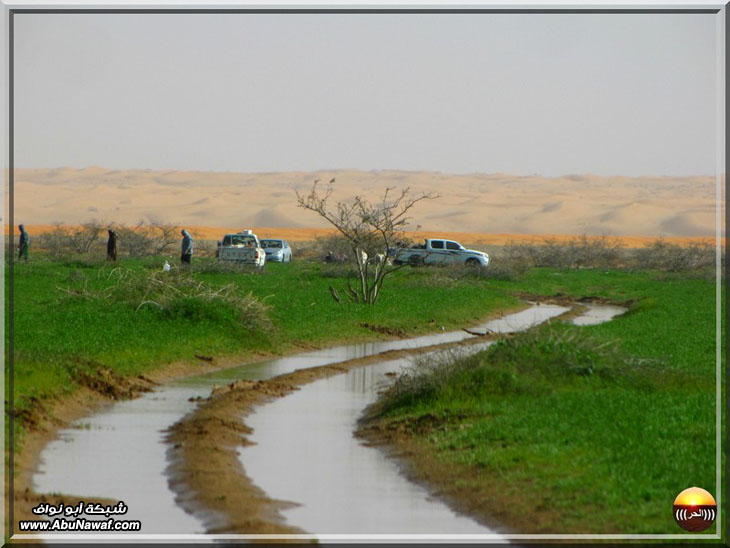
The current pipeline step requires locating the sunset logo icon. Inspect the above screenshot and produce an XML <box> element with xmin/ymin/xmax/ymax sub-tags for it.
<box><xmin>673</xmin><ymin>487</ymin><xmax>716</xmax><ymax>532</ymax></box>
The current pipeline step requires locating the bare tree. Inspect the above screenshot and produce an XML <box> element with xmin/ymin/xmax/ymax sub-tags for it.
<box><xmin>297</xmin><ymin>180</ymin><xmax>436</xmax><ymax>305</ymax></box>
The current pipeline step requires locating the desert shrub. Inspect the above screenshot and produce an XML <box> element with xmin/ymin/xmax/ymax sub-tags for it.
<box><xmin>634</xmin><ymin>239</ymin><xmax>716</xmax><ymax>272</ymax></box>
<box><xmin>498</xmin><ymin>235</ymin><xmax>720</xmax><ymax>272</ymax></box>
<box><xmin>499</xmin><ymin>241</ymin><xmax>541</xmax><ymax>268</ymax></box>
<box><xmin>499</xmin><ymin>235</ymin><xmax>624</xmax><ymax>269</ymax></box>
<box><xmin>33</xmin><ymin>221</ymin><xmax>181</xmax><ymax>259</ymax></box>
<box><xmin>115</xmin><ymin>222</ymin><xmax>179</xmax><ymax>258</ymax></box>
<box><xmin>290</xmin><ymin>241</ymin><xmax>319</xmax><ymax>262</ymax></box>
<box><xmin>563</xmin><ymin>235</ymin><xmax>623</xmax><ymax>268</ymax></box>
<box><xmin>534</xmin><ymin>238</ymin><xmax>574</xmax><ymax>268</ymax></box>
<box><xmin>35</xmin><ymin>222</ymin><xmax>107</xmax><ymax>259</ymax></box>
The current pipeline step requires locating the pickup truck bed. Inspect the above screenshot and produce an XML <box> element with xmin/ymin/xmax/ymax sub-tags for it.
<box><xmin>217</xmin><ymin>230</ymin><xmax>266</xmax><ymax>267</ymax></box>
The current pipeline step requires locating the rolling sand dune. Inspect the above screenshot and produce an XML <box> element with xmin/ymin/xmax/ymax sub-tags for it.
<box><xmin>8</xmin><ymin>167</ymin><xmax>723</xmax><ymax>239</ymax></box>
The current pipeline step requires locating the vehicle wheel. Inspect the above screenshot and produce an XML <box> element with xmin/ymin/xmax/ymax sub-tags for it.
<box><xmin>465</xmin><ymin>258</ymin><xmax>480</xmax><ymax>267</ymax></box>
<box><xmin>408</xmin><ymin>255</ymin><xmax>424</xmax><ymax>267</ymax></box>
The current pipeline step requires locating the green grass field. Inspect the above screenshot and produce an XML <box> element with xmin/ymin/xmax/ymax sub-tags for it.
<box><xmin>6</xmin><ymin>257</ymin><xmax>519</xmax><ymax>439</ymax></box>
<box><xmin>368</xmin><ymin>267</ymin><xmax>724</xmax><ymax>534</ymax></box>
<box><xmin>5</xmin><ymin>255</ymin><xmax>724</xmax><ymax>535</ymax></box>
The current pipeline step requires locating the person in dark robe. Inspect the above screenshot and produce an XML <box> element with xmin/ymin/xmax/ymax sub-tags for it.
<box><xmin>18</xmin><ymin>224</ymin><xmax>29</xmax><ymax>261</ymax></box>
<box><xmin>107</xmin><ymin>229</ymin><xmax>118</xmax><ymax>261</ymax></box>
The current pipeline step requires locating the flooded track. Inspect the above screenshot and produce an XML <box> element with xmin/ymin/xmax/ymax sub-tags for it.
<box><xmin>239</xmin><ymin>306</ymin><xmax>576</xmax><ymax>536</ymax></box>
<box><xmin>31</xmin><ymin>302</ymin><xmax>623</xmax><ymax>536</ymax></box>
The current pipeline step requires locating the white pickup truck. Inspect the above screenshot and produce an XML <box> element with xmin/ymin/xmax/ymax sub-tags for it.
<box><xmin>216</xmin><ymin>230</ymin><xmax>266</xmax><ymax>267</ymax></box>
<box><xmin>393</xmin><ymin>239</ymin><xmax>489</xmax><ymax>267</ymax></box>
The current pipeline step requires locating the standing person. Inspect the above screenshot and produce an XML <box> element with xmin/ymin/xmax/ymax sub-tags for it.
<box><xmin>106</xmin><ymin>229</ymin><xmax>118</xmax><ymax>261</ymax></box>
<box><xmin>17</xmin><ymin>224</ymin><xmax>29</xmax><ymax>261</ymax></box>
<box><xmin>180</xmin><ymin>229</ymin><xmax>194</xmax><ymax>265</ymax></box>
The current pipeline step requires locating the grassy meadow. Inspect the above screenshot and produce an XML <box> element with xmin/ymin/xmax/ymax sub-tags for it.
<box><xmin>365</xmin><ymin>267</ymin><xmax>724</xmax><ymax>534</ymax></box>
<box><xmin>5</xmin><ymin>238</ymin><xmax>724</xmax><ymax>535</ymax></box>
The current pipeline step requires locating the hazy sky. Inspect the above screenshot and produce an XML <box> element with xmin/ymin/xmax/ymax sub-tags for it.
<box><xmin>14</xmin><ymin>11</ymin><xmax>719</xmax><ymax>176</ymax></box>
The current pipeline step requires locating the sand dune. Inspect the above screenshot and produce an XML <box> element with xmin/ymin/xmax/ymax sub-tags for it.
<box><xmin>660</xmin><ymin>211</ymin><xmax>718</xmax><ymax>237</ymax></box>
<box><xmin>248</xmin><ymin>206</ymin><xmax>305</xmax><ymax>228</ymax></box>
<box><xmin>8</xmin><ymin>167</ymin><xmax>722</xmax><ymax>238</ymax></box>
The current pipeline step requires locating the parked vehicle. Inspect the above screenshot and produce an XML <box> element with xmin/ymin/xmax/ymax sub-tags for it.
<box><xmin>260</xmin><ymin>239</ymin><xmax>293</xmax><ymax>263</ymax></box>
<box><xmin>393</xmin><ymin>239</ymin><xmax>489</xmax><ymax>267</ymax></box>
<box><xmin>216</xmin><ymin>230</ymin><xmax>266</xmax><ymax>267</ymax></box>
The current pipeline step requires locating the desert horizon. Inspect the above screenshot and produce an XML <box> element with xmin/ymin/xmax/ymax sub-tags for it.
<box><xmin>4</xmin><ymin>224</ymin><xmax>721</xmax><ymax>250</ymax></box>
<box><xmin>9</xmin><ymin>167</ymin><xmax>722</xmax><ymax>241</ymax></box>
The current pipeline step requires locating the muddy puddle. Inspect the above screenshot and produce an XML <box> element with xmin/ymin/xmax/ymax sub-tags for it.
<box><xmin>570</xmin><ymin>303</ymin><xmax>627</xmax><ymax>326</ymax></box>
<box><xmin>30</xmin><ymin>302</ymin><xmax>623</xmax><ymax>536</ymax></box>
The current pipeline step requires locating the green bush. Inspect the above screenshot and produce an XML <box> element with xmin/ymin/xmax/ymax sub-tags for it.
<box><xmin>59</xmin><ymin>266</ymin><xmax>273</xmax><ymax>333</ymax></box>
<box><xmin>374</xmin><ymin>324</ymin><xmax>700</xmax><ymax>416</ymax></box>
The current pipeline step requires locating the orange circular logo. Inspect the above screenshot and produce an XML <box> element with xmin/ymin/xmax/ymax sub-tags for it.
<box><xmin>673</xmin><ymin>487</ymin><xmax>716</xmax><ymax>532</ymax></box>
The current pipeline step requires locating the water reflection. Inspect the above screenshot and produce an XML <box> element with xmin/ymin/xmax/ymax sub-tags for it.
<box><xmin>243</xmin><ymin>357</ymin><xmax>500</xmax><ymax>535</ymax></box>
<box><xmin>571</xmin><ymin>304</ymin><xmax>627</xmax><ymax>326</ymax></box>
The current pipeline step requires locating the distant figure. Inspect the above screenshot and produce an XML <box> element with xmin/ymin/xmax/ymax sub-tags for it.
<box><xmin>17</xmin><ymin>224</ymin><xmax>29</xmax><ymax>261</ymax></box>
<box><xmin>106</xmin><ymin>229</ymin><xmax>118</xmax><ymax>261</ymax></box>
<box><xmin>181</xmin><ymin>229</ymin><xmax>194</xmax><ymax>265</ymax></box>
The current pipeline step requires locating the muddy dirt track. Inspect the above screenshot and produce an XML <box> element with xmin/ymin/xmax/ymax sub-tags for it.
<box><xmin>164</xmin><ymin>337</ymin><xmax>500</xmax><ymax>534</ymax></box>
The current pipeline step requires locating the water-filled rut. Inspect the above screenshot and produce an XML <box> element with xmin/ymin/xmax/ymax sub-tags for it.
<box><xmin>30</xmin><ymin>302</ymin><xmax>625</xmax><ymax>537</ymax></box>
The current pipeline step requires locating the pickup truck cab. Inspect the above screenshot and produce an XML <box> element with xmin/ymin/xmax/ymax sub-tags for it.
<box><xmin>216</xmin><ymin>230</ymin><xmax>266</xmax><ymax>267</ymax></box>
<box><xmin>394</xmin><ymin>239</ymin><xmax>489</xmax><ymax>267</ymax></box>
